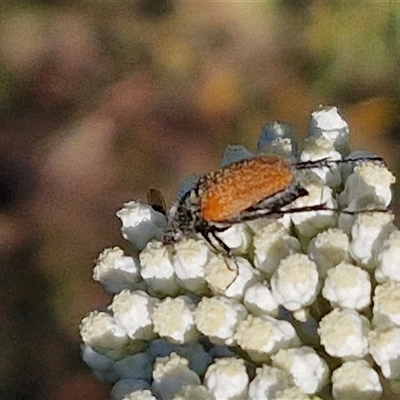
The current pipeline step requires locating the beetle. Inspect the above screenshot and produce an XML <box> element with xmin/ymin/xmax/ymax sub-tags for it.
<box><xmin>154</xmin><ymin>153</ymin><xmax>386</xmax><ymax>255</ymax></box>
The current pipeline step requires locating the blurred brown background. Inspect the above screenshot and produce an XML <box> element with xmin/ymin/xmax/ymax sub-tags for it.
<box><xmin>1</xmin><ymin>1</ymin><xmax>400</xmax><ymax>399</ymax></box>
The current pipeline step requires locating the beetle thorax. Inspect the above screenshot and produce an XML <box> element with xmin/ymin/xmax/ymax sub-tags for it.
<box><xmin>162</xmin><ymin>191</ymin><xmax>203</xmax><ymax>243</ymax></box>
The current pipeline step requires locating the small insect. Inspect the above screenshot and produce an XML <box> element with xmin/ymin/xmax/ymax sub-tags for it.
<box><xmin>152</xmin><ymin>153</ymin><xmax>387</xmax><ymax>255</ymax></box>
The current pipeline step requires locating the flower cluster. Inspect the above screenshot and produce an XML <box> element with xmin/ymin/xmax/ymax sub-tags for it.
<box><xmin>80</xmin><ymin>106</ymin><xmax>399</xmax><ymax>400</ymax></box>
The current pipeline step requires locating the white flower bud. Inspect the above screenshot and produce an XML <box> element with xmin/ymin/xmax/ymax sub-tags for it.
<box><xmin>373</xmin><ymin>281</ymin><xmax>400</xmax><ymax>327</ymax></box>
<box><xmin>375</xmin><ymin>230</ymin><xmax>400</xmax><ymax>283</ymax></box>
<box><xmin>152</xmin><ymin>296</ymin><xmax>199</xmax><ymax>344</ymax></box>
<box><xmin>152</xmin><ymin>353</ymin><xmax>200</xmax><ymax>400</ymax></box>
<box><xmin>257</xmin><ymin>121</ymin><xmax>298</xmax><ymax>160</ymax></box>
<box><xmin>350</xmin><ymin>212</ymin><xmax>395</xmax><ymax>268</ymax></box>
<box><xmin>147</xmin><ymin>340</ymin><xmax>210</xmax><ymax>378</ymax></box>
<box><xmin>171</xmin><ymin>238</ymin><xmax>210</xmax><ymax>294</ymax></box>
<box><xmin>205</xmin><ymin>255</ymin><xmax>259</xmax><ymax>301</ymax></box>
<box><xmin>253</xmin><ymin>222</ymin><xmax>301</xmax><ymax>276</ymax></box>
<box><xmin>172</xmin><ymin>384</ymin><xmax>213</xmax><ymax>400</ymax></box>
<box><xmin>301</xmin><ymin>135</ymin><xmax>342</xmax><ymax>162</ymax></box>
<box><xmin>80</xmin><ymin>311</ymin><xmax>130</xmax><ymax>359</ymax></box>
<box><xmin>288</xmin><ymin>182</ymin><xmax>337</xmax><ymax>239</ymax></box>
<box><xmin>204</xmin><ymin>358</ymin><xmax>248</xmax><ymax>400</ymax></box>
<box><xmin>248</xmin><ymin>365</ymin><xmax>293</xmax><ymax>400</ymax></box>
<box><xmin>234</xmin><ymin>315</ymin><xmax>300</xmax><ymax>362</ymax></box>
<box><xmin>318</xmin><ymin>308</ymin><xmax>370</xmax><ymax>359</ymax></box>
<box><xmin>194</xmin><ymin>296</ymin><xmax>247</xmax><ymax>345</ymax></box>
<box><xmin>202</xmin><ymin>254</ymin><xmax>236</xmax><ymax>296</ymax></box>
<box><xmin>271</xmin><ymin>346</ymin><xmax>329</xmax><ymax>394</ymax></box>
<box><xmin>116</xmin><ymin>201</ymin><xmax>166</xmax><ymax>250</ymax></box>
<box><xmin>109</xmin><ymin>290</ymin><xmax>159</xmax><ymax>340</ymax></box>
<box><xmin>299</xmin><ymin>136</ymin><xmax>343</xmax><ymax>188</ymax></box>
<box><xmin>369</xmin><ymin>326</ymin><xmax>400</xmax><ymax>379</ymax></box>
<box><xmin>331</xmin><ymin>360</ymin><xmax>382</xmax><ymax>400</ymax></box>
<box><xmin>322</xmin><ymin>262</ymin><xmax>371</xmax><ymax>310</ymax></box>
<box><xmin>341</xmin><ymin>150</ymin><xmax>379</xmax><ymax>178</ymax></box>
<box><xmin>139</xmin><ymin>241</ymin><xmax>180</xmax><ymax>296</ymax></box>
<box><xmin>243</xmin><ymin>281</ymin><xmax>279</xmax><ymax>317</ymax></box>
<box><xmin>271</xmin><ymin>253</ymin><xmax>320</xmax><ymax>313</ymax></box>
<box><xmin>307</xmin><ymin>228</ymin><xmax>350</xmax><ymax>279</ymax></box>
<box><xmin>214</xmin><ymin>223</ymin><xmax>252</xmax><ymax>255</ymax></box>
<box><xmin>308</xmin><ymin>106</ymin><xmax>349</xmax><ymax>153</ymax></box>
<box><xmin>261</xmin><ymin>138</ymin><xmax>297</xmax><ymax>160</ymax></box>
<box><xmin>339</xmin><ymin>161</ymin><xmax>395</xmax><ymax>211</ymax></box>
<box><xmin>94</xmin><ymin>247</ymin><xmax>141</xmax><ymax>294</ymax></box>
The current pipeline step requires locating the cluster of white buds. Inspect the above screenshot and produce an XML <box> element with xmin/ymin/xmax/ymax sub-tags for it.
<box><xmin>80</xmin><ymin>106</ymin><xmax>399</xmax><ymax>399</ymax></box>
